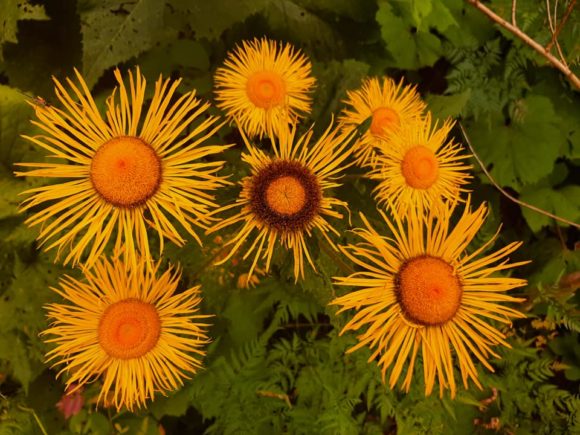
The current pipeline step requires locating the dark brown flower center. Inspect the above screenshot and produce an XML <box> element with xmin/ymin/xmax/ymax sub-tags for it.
<box><xmin>249</xmin><ymin>160</ymin><xmax>321</xmax><ymax>232</ymax></box>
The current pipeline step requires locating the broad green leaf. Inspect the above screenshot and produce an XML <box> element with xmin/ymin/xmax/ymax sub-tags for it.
<box><xmin>0</xmin><ymin>84</ymin><xmax>36</xmax><ymax>168</ymax></box>
<box><xmin>0</xmin><ymin>334</ymin><xmax>38</xmax><ymax>393</ymax></box>
<box><xmin>0</xmin><ymin>0</ymin><xmax>48</xmax><ymax>61</ymax></box>
<box><xmin>0</xmin><ymin>254</ymin><xmax>68</xmax><ymax>392</ymax></box>
<box><xmin>311</xmin><ymin>59</ymin><xmax>370</xmax><ymax>125</ymax></box>
<box><xmin>532</xmin><ymin>75</ymin><xmax>580</xmax><ymax>159</ymax></box>
<box><xmin>294</xmin><ymin>0</ymin><xmax>377</xmax><ymax>22</ymax></box>
<box><xmin>87</xmin><ymin>413</ymin><xmax>112</xmax><ymax>434</ymax></box>
<box><xmin>468</xmin><ymin>95</ymin><xmax>565</xmax><ymax>188</ymax></box>
<box><xmin>79</xmin><ymin>0</ymin><xmax>164</xmax><ymax>88</ymax></box>
<box><xmin>137</xmin><ymin>40</ymin><xmax>211</xmax><ymax>94</ymax></box>
<box><xmin>376</xmin><ymin>1</ymin><xmax>442</xmax><ymax>70</ymax></box>
<box><xmin>425</xmin><ymin>90</ymin><xmax>471</xmax><ymax>119</ymax></box>
<box><xmin>0</xmin><ymin>176</ymin><xmax>27</xmax><ymax>220</ymax></box>
<box><xmin>222</xmin><ymin>287</ymin><xmax>276</xmax><ymax>346</ymax></box>
<box><xmin>411</xmin><ymin>0</ymin><xmax>433</xmax><ymax>29</ymax></box>
<box><xmin>167</xmin><ymin>0</ymin><xmax>269</xmax><ymax>40</ymax></box>
<box><xmin>520</xmin><ymin>186</ymin><xmax>580</xmax><ymax>232</ymax></box>
<box><xmin>427</xmin><ymin>0</ymin><xmax>458</xmax><ymax>33</ymax></box>
<box><xmin>149</xmin><ymin>385</ymin><xmax>193</xmax><ymax>419</ymax></box>
<box><xmin>264</xmin><ymin>0</ymin><xmax>340</xmax><ymax>58</ymax></box>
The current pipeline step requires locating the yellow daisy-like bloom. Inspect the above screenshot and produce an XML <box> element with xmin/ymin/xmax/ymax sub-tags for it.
<box><xmin>370</xmin><ymin>113</ymin><xmax>472</xmax><ymax>216</ymax></box>
<box><xmin>15</xmin><ymin>68</ymin><xmax>230</xmax><ymax>269</ymax></box>
<box><xmin>214</xmin><ymin>37</ymin><xmax>316</xmax><ymax>138</ymax></box>
<box><xmin>42</xmin><ymin>254</ymin><xmax>211</xmax><ymax>411</ymax></box>
<box><xmin>208</xmin><ymin>122</ymin><xmax>353</xmax><ymax>281</ymax></box>
<box><xmin>339</xmin><ymin>76</ymin><xmax>426</xmax><ymax>166</ymax></box>
<box><xmin>330</xmin><ymin>200</ymin><xmax>528</xmax><ymax>398</ymax></box>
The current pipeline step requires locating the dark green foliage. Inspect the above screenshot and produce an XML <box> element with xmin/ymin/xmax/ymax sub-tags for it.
<box><xmin>0</xmin><ymin>0</ymin><xmax>579</xmax><ymax>433</ymax></box>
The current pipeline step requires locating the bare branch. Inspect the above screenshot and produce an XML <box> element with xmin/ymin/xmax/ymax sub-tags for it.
<box><xmin>511</xmin><ymin>0</ymin><xmax>517</xmax><ymax>25</ymax></box>
<box><xmin>546</xmin><ymin>0</ymin><xmax>576</xmax><ymax>52</ymax></box>
<box><xmin>546</xmin><ymin>0</ymin><xmax>570</xmax><ymax>66</ymax></box>
<box><xmin>459</xmin><ymin>123</ymin><xmax>580</xmax><ymax>230</ymax></box>
<box><xmin>257</xmin><ymin>390</ymin><xmax>292</xmax><ymax>408</ymax></box>
<box><xmin>465</xmin><ymin>0</ymin><xmax>580</xmax><ymax>90</ymax></box>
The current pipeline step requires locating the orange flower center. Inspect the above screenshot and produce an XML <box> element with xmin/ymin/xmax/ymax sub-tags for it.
<box><xmin>90</xmin><ymin>136</ymin><xmax>161</xmax><ymax>207</ymax></box>
<box><xmin>396</xmin><ymin>256</ymin><xmax>462</xmax><ymax>325</ymax></box>
<box><xmin>400</xmin><ymin>145</ymin><xmax>439</xmax><ymax>189</ymax></box>
<box><xmin>369</xmin><ymin>107</ymin><xmax>400</xmax><ymax>136</ymax></box>
<box><xmin>246</xmin><ymin>71</ymin><xmax>286</xmax><ymax>109</ymax></box>
<box><xmin>265</xmin><ymin>176</ymin><xmax>306</xmax><ymax>215</ymax></box>
<box><xmin>98</xmin><ymin>299</ymin><xmax>161</xmax><ymax>359</ymax></box>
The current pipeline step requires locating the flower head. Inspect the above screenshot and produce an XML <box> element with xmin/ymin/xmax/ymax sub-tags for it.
<box><xmin>16</xmin><ymin>68</ymin><xmax>230</xmax><ymax>269</ymax></box>
<box><xmin>370</xmin><ymin>113</ymin><xmax>472</xmax><ymax>215</ymax></box>
<box><xmin>43</xmin><ymin>254</ymin><xmax>211</xmax><ymax>411</ymax></box>
<box><xmin>330</xmin><ymin>200</ymin><xmax>528</xmax><ymax>398</ymax></box>
<box><xmin>214</xmin><ymin>38</ymin><xmax>315</xmax><ymax>138</ymax></box>
<box><xmin>209</xmin><ymin>122</ymin><xmax>353</xmax><ymax>281</ymax></box>
<box><xmin>340</xmin><ymin>76</ymin><xmax>426</xmax><ymax>166</ymax></box>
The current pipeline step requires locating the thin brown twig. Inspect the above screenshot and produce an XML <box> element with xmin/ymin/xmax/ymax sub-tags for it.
<box><xmin>546</xmin><ymin>0</ymin><xmax>569</xmax><ymax>66</ymax></box>
<box><xmin>256</xmin><ymin>390</ymin><xmax>292</xmax><ymax>408</ymax></box>
<box><xmin>511</xmin><ymin>0</ymin><xmax>517</xmax><ymax>25</ymax></box>
<box><xmin>459</xmin><ymin>123</ymin><xmax>580</xmax><ymax>230</ymax></box>
<box><xmin>465</xmin><ymin>0</ymin><xmax>580</xmax><ymax>89</ymax></box>
<box><xmin>546</xmin><ymin>0</ymin><xmax>576</xmax><ymax>52</ymax></box>
<box><xmin>554</xmin><ymin>222</ymin><xmax>567</xmax><ymax>250</ymax></box>
<box><xmin>17</xmin><ymin>406</ymin><xmax>48</xmax><ymax>435</ymax></box>
<box><xmin>318</xmin><ymin>236</ymin><xmax>355</xmax><ymax>276</ymax></box>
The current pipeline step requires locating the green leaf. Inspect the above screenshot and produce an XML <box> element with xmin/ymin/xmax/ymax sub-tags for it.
<box><xmin>311</xmin><ymin>59</ymin><xmax>370</xmax><ymax>125</ymax></box>
<box><xmin>0</xmin><ymin>256</ymin><xmax>69</xmax><ymax>392</ymax></box>
<box><xmin>0</xmin><ymin>0</ymin><xmax>48</xmax><ymax>61</ymax></box>
<box><xmin>0</xmin><ymin>84</ymin><xmax>36</xmax><ymax>168</ymax></box>
<box><xmin>0</xmin><ymin>176</ymin><xmax>27</xmax><ymax>220</ymax></box>
<box><xmin>167</xmin><ymin>0</ymin><xmax>269</xmax><ymax>40</ymax></box>
<box><xmin>79</xmin><ymin>0</ymin><xmax>165</xmax><ymax>88</ymax></box>
<box><xmin>0</xmin><ymin>335</ymin><xmax>33</xmax><ymax>392</ymax></box>
<box><xmin>222</xmin><ymin>285</ymin><xmax>280</xmax><ymax>347</ymax></box>
<box><xmin>425</xmin><ymin>90</ymin><xmax>471</xmax><ymax>119</ymax></box>
<box><xmin>293</xmin><ymin>0</ymin><xmax>377</xmax><ymax>22</ymax></box>
<box><xmin>87</xmin><ymin>412</ymin><xmax>111</xmax><ymax>434</ymax></box>
<box><xmin>520</xmin><ymin>186</ymin><xmax>580</xmax><ymax>232</ymax></box>
<box><xmin>527</xmin><ymin>239</ymin><xmax>580</xmax><ymax>288</ymax></box>
<box><xmin>376</xmin><ymin>1</ymin><xmax>443</xmax><ymax>69</ymax></box>
<box><xmin>410</xmin><ymin>0</ymin><xmax>433</xmax><ymax>30</ymax></box>
<box><xmin>149</xmin><ymin>384</ymin><xmax>192</xmax><ymax>419</ymax></box>
<box><xmin>264</xmin><ymin>0</ymin><xmax>340</xmax><ymax>57</ymax></box>
<box><xmin>468</xmin><ymin>95</ymin><xmax>565</xmax><ymax>188</ymax></box>
<box><xmin>426</xmin><ymin>0</ymin><xmax>458</xmax><ymax>33</ymax></box>
<box><xmin>136</xmin><ymin>40</ymin><xmax>211</xmax><ymax>94</ymax></box>
<box><xmin>532</xmin><ymin>74</ymin><xmax>580</xmax><ymax>160</ymax></box>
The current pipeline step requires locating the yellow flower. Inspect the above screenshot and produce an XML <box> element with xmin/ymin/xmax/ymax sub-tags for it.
<box><xmin>214</xmin><ymin>37</ymin><xmax>316</xmax><ymax>138</ymax></box>
<box><xmin>330</xmin><ymin>199</ymin><xmax>528</xmax><ymax>398</ymax></box>
<box><xmin>15</xmin><ymin>68</ymin><xmax>230</xmax><ymax>269</ymax></box>
<box><xmin>370</xmin><ymin>113</ymin><xmax>472</xmax><ymax>215</ymax></box>
<box><xmin>208</xmin><ymin>122</ymin><xmax>353</xmax><ymax>282</ymax></box>
<box><xmin>340</xmin><ymin>76</ymin><xmax>426</xmax><ymax>166</ymax></box>
<box><xmin>42</xmin><ymin>254</ymin><xmax>211</xmax><ymax>411</ymax></box>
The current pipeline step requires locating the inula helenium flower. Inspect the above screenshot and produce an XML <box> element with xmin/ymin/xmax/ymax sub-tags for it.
<box><xmin>209</xmin><ymin>121</ymin><xmax>354</xmax><ymax>281</ymax></box>
<box><xmin>331</xmin><ymin>199</ymin><xmax>528</xmax><ymax>397</ymax></box>
<box><xmin>370</xmin><ymin>113</ymin><xmax>472</xmax><ymax>216</ymax></box>
<box><xmin>340</xmin><ymin>76</ymin><xmax>426</xmax><ymax>166</ymax></box>
<box><xmin>43</xmin><ymin>254</ymin><xmax>211</xmax><ymax>411</ymax></box>
<box><xmin>214</xmin><ymin>37</ymin><xmax>315</xmax><ymax>138</ymax></box>
<box><xmin>16</xmin><ymin>68</ymin><xmax>230</xmax><ymax>269</ymax></box>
